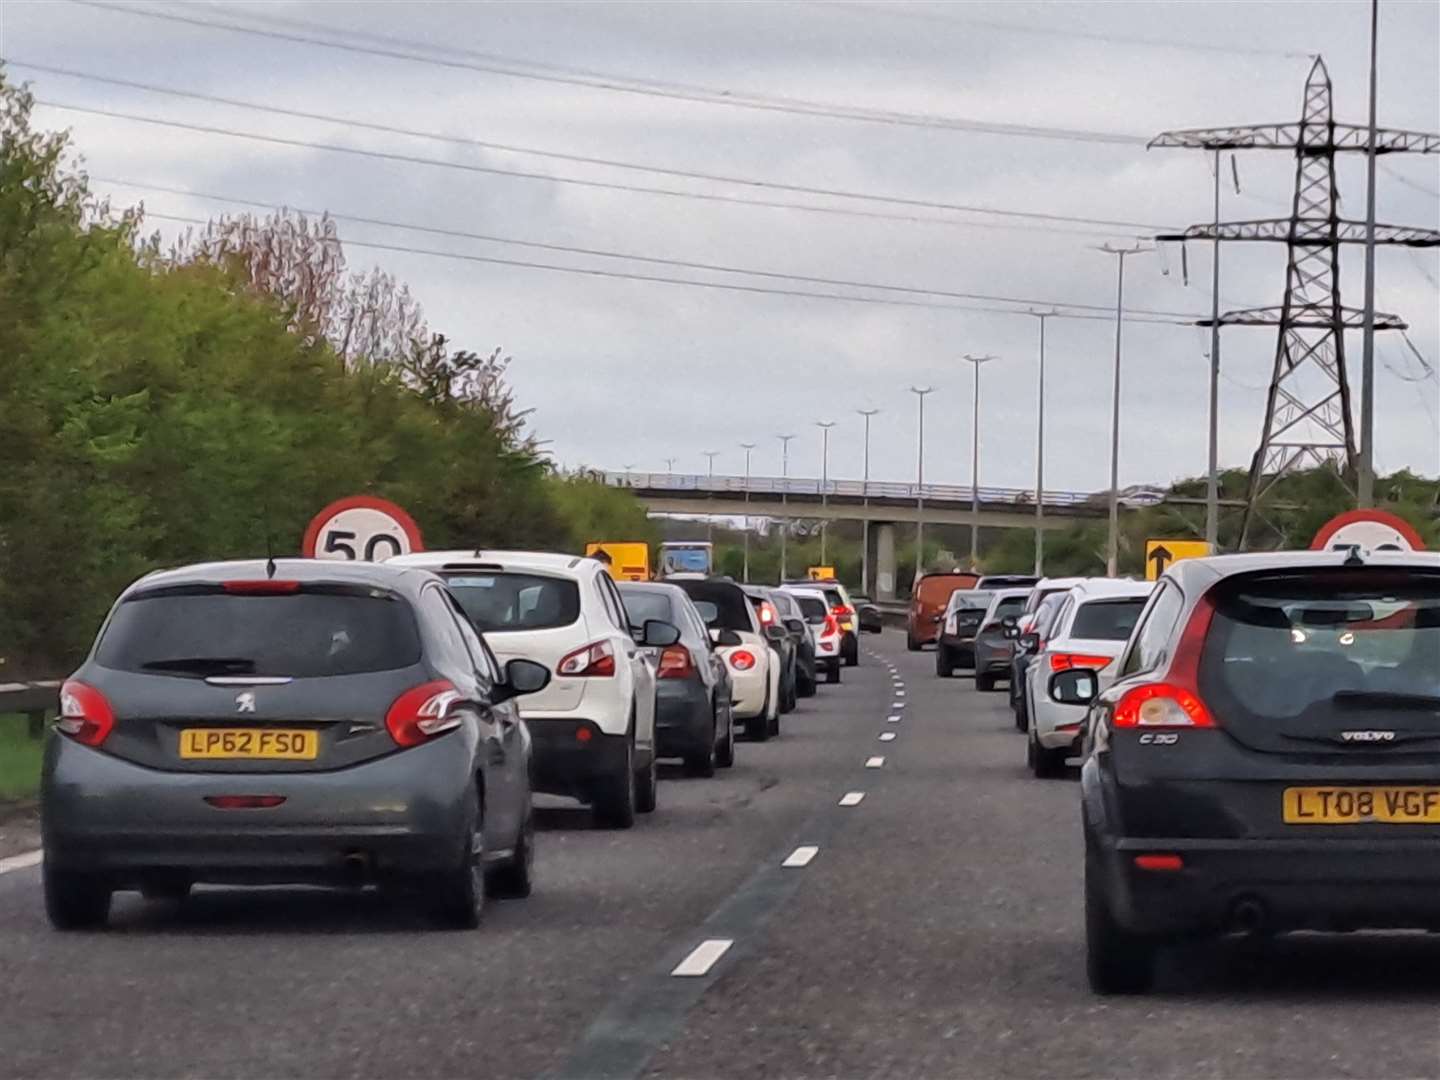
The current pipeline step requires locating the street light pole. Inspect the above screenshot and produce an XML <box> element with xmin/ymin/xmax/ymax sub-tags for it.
<box><xmin>1028</xmin><ymin>312</ymin><xmax>1055</xmax><ymax>577</ymax></box>
<box><xmin>702</xmin><ymin>450</ymin><xmax>720</xmax><ymax>542</ymax></box>
<box><xmin>663</xmin><ymin>456</ymin><xmax>678</xmax><ymax>475</ymax></box>
<box><xmin>739</xmin><ymin>442</ymin><xmax>756</xmax><ymax>583</ymax></box>
<box><xmin>908</xmin><ymin>387</ymin><xmax>935</xmax><ymax>582</ymax></box>
<box><xmin>1097</xmin><ymin>243</ymin><xmax>1152</xmax><ymax>577</ymax></box>
<box><xmin>777</xmin><ymin>434</ymin><xmax>796</xmax><ymax>581</ymax></box>
<box><xmin>857</xmin><ymin>408</ymin><xmax>880</xmax><ymax>595</ymax></box>
<box><xmin>1206</xmin><ymin>150</ymin><xmax>1223</xmax><ymax>549</ymax></box>
<box><xmin>816</xmin><ymin>420</ymin><xmax>836</xmax><ymax>567</ymax></box>
<box><xmin>963</xmin><ymin>354</ymin><xmax>998</xmax><ymax>570</ymax></box>
<box><xmin>1358</xmin><ymin>0</ymin><xmax>1381</xmax><ymax>508</ymax></box>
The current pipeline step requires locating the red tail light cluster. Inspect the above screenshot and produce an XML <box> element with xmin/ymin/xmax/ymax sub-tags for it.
<box><xmin>758</xmin><ymin>601</ymin><xmax>778</xmax><ymax>626</ymax></box>
<box><xmin>656</xmin><ymin>644</ymin><xmax>696</xmax><ymax>680</ymax></box>
<box><xmin>821</xmin><ymin>614</ymin><xmax>840</xmax><ymax>638</ymax></box>
<box><xmin>1049</xmin><ymin>652</ymin><xmax>1113</xmax><ymax>672</ymax></box>
<box><xmin>728</xmin><ymin>649</ymin><xmax>757</xmax><ymax>671</ymax></box>
<box><xmin>57</xmin><ymin>680</ymin><xmax>115</xmax><ymax>747</ymax></box>
<box><xmin>222</xmin><ymin>580</ymin><xmax>301</xmax><ymax>594</ymax></box>
<box><xmin>832</xmin><ymin>604</ymin><xmax>854</xmax><ymax>617</ymax></box>
<box><xmin>557</xmin><ymin>639</ymin><xmax>616</xmax><ymax>678</ymax></box>
<box><xmin>1113</xmin><ymin>593</ymin><xmax>1218</xmax><ymax>730</ymax></box>
<box><xmin>386</xmin><ymin>679</ymin><xmax>463</xmax><ymax>747</ymax></box>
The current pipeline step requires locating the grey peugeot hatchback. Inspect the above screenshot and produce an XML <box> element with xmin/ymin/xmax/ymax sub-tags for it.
<box><xmin>41</xmin><ymin>558</ymin><xmax>550</xmax><ymax>930</ymax></box>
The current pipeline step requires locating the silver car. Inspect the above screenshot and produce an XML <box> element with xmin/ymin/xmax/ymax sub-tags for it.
<box><xmin>41</xmin><ymin>558</ymin><xmax>550</xmax><ymax>930</ymax></box>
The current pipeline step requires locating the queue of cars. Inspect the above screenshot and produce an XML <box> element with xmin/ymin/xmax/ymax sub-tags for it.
<box><xmin>39</xmin><ymin>549</ymin><xmax>877</xmax><ymax>930</ymax></box>
<box><xmin>925</xmin><ymin>550</ymin><xmax>1440</xmax><ymax>997</ymax></box>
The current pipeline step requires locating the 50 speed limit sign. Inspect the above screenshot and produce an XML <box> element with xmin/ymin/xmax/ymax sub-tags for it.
<box><xmin>302</xmin><ymin>495</ymin><xmax>424</xmax><ymax>563</ymax></box>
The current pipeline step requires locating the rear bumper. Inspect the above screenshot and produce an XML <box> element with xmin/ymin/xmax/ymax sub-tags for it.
<box><xmin>42</xmin><ymin>737</ymin><xmax>472</xmax><ymax>883</ymax></box>
<box><xmin>974</xmin><ymin>650</ymin><xmax>1012</xmax><ymax>676</ymax></box>
<box><xmin>1095</xmin><ymin>833</ymin><xmax>1440</xmax><ymax>935</ymax></box>
<box><xmin>937</xmin><ymin>636</ymin><xmax>975</xmax><ymax>667</ymax></box>
<box><xmin>730</xmin><ymin>668</ymin><xmax>768</xmax><ymax>719</ymax></box>
<box><xmin>1031</xmin><ymin>696</ymin><xmax>1086</xmax><ymax>748</ymax></box>
<box><xmin>654</xmin><ymin>683</ymin><xmax>712</xmax><ymax>757</ymax></box>
<box><xmin>527</xmin><ymin>719</ymin><xmax>629</xmax><ymax>801</ymax></box>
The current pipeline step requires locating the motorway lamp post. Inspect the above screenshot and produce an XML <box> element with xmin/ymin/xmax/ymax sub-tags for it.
<box><xmin>816</xmin><ymin>420</ymin><xmax>836</xmax><ymax>567</ymax></box>
<box><xmin>1358</xmin><ymin>0</ymin><xmax>1380</xmax><ymax>508</ymax></box>
<box><xmin>702</xmin><ymin>450</ymin><xmax>720</xmax><ymax>542</ymax></box>
<box><xmin>1028</xmin><ymin>312</ymin><xmax>1055</xmax><ymax>576</ymax></box>
<box><xmin>857</xmin><ymin>408</ymin><xmax>881</xmax><ymax>595</ymax></box>
<box><xmin>963</xmin><ymin>354</ymin><xmax>998</xmax><ymax>570</ymax></box>
<box><xmin>739</xmin><ymin>442</ymin><xmax>756</xmax><ymax>582</ymax></box>
<box><xmin>1097</xmin><ymin>243</ymin><xmax>1152</xmax><ymax>577</ymax></box>
<box><xmin>777</xmin><ymin>434</ymin><xmax>796</xmax><ymax>581</ymax></box>
<box><xmin>908</xmin><ymin>387</ymin><xmax>935</xmax><ymax>581</ymax></box>
<box><xmin>622</xmin><ymin>462</ymin><xmax>636</xmax><ymax>487</ymax></box>
<box><xmin>664</xmin><ymin>456</ymin><xmax>678</xmax><ymax>476</ymax></box>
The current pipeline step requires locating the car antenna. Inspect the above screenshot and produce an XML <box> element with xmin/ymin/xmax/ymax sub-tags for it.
<box><xmin>1342</xmin><ymin>544</ymin><xmax>1365</xmax><ymax>568</ymax></box>
<box><xmin>264</xmin><ymin>500</ymin><xmax>278</xmax><ymax>579</ymax></box>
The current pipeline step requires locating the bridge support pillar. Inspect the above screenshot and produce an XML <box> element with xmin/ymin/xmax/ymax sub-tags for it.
<box><xmin>874</xmin><ymin>522</ymin><xmax>897</xmax><ymax>602</ymax></box>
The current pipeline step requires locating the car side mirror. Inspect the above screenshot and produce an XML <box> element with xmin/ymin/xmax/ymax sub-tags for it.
<box><xmin>764</xmin><ymin>624</ymin><xmax>787</xmax><ymax>644</ymax></box>
<box><xmin>1018</xmin><ymin>632</ymin><xmax>1041</xmax><ymax>652</ymax></box>
<box><xmin>783</xmin><ymin>617</ymin><xmax>806</xmax><ymax>635</ymax></box>
<box><xmin>642</xmin><ymin>619</ymin><xmax>681</xmax><ymax>648</ymax></box>
<box><xmin>710</xmin><ymin>627</ymin><xmax>743</xmax><ymax>648</ymax></box>
<box><xmin>1003</xmin><ymin>626</ymin><xmax>1020</xmax><ymax>640</ymax></box>
<box><xmin>1001</xmin><ymin>615</ymin><xmax>1019</xmax><ymax>629</ymax></box>
<box><xmin>497</xmin><ymin>658</ymin><xmax>550</xmax><ymax>702</ymax></box>
<box><xmin>1049</xmin><ymin>668</ymin><xmax>1098</xmax><ymax>706</ymax></box>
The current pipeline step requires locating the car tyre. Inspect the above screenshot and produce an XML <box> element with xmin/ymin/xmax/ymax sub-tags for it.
<box><xmin>797</xmin><ymin>667</ymin><xmax>817</xmax><ymax>698</ymax></box>
<box><xmin>635</xmin><ymin>744</ymin><xmax>658</xmax><ymax>814</ymax></box>
<box><xmin>594</xmin><ymin>734</ymin><xmax>637</xmax><ymax>828</ymax></box>
<box><xmin>1028</xmin><ymin>729</ymin><xmax>1067</xmax><ymax>778</ymax></box>
<box><xmin>906</xmin><ymin>631</ymin><xmax>921</xmax><ymax>652</ymax></box>
<box><xmin>1014</xmin><ymin>697</ymin><xmax>1029</xmax><ymax>732</ymax></box>
<box><xmin>1086</xmin><ymin>854</ymin><xmax>1156</xmax><ymax>994</ymax></box>
<box><xmin>715</xmin><ymin>707</ymin><xmax>736</xmax><ymax>768</ymax></box>
<box><xmin>485</xmin><ymin>808</ymin><xmax>534</xmax><ymax>899</ymax></box>
<box><xmin>826</xmin><ymin>662</ymin><xmax>841</xmax><ymax>685</ymax></box>
<box><xmin>976</xmin><ymin>673</ymin><xmax>997</xmax><ymax>693</ymax></box>
<box><xmin>430</xmin><ymin>801</ymin><xmax>485</xmax><ymax>929</ymax></box>
<box><xmin>686</xmin><ymin>716</ymin><xmax>717</xmax><ymax>777</ymax></box>
<box><xmin>44</xmin><ymin>861</ymin><xmax>111</xmax><ymax>931</ymax></box>
<box><xmin>935</xmin><ymin>646</ymin><xmax>954</xmax><ymax>678</ymax></box>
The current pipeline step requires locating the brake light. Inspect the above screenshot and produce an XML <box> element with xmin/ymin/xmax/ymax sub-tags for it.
<box><xmin>386</xmin><ymin>679</ymin><xmax>463</xmax><ymax>747</ymax></box>
<box><xmin>204</xmin><ymin>795</ymin><xmax>286</xmax><ymax>809</ymax></box>
<box><xmin>56</xmin><ymin>680</ymin><xmax>115</xmax><ymax>747</ymax></box>
<box><xmin>833</xmin><ymin>604</ymin><xmax>854</xmax><ymax>617</ymax></box>
<box><xmin>657</xmin><ymin>644</ymin><xmax>696</xmax><ymax>679</ymax></box>
<box><xmin>222</xmin><ymin>580</ymin><xmax>301</xmax><ymax>594</ymax></box>
<box><xmin>758</xmin><ymin>601</ymin><xmax>777</xmax><ymax>626</ymax></box>
<box><xmin>557</xmin><ymin>640</ymin><xmax>616</xmax><ymax>677</ymax></box>
<box><xmin>1049</xmin><ymin>652</ymin><xmax>1113</xmax><ymax>672</ymax></box>
<box><xmin>822</xmin><ymin>615</ymin><xmax>840</xmax><ymax>638</ymax></box>
<box><xmin>1112</xmin><ymin>591</ymin><xmax>1220</xmax><ymax>730</ymax></box>
<box><xmin>728</xmin><ymin>649</ymin><xmax>757</xmax><ymax>671</ymax></box>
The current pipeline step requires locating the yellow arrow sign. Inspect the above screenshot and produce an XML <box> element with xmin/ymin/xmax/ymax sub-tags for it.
<box><xmin>1145</xmin><ymin>539</ymin><xmax>1213</xmax><ymax>580</ymax></box>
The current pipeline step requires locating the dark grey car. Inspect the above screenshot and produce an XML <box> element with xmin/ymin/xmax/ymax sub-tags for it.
<box><xmin>41</xmin><ymin>558</ymin><xmax>550</xmax><ymax>931</ymax></box>
<box><xmin>617</xmin><ymin>581</ymin><xmax>736</xmax><ymax>776</ymax></box>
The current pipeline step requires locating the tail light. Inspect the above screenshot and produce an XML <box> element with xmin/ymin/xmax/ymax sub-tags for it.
<box><xmin>222</xmin><ymin>580</ymin><xmax>301</xmax><ymax>594</ymax></box>
<box><xmin>822</xmin><ymin>614</ymin><xmax>840</xmax><ymax>638</ymax></box>
<box><xmin>758</xmin><ymin>601</ymin><xmax>777</xmax><ymax>626</ymax></box>
<box><xmin>557</xmin><ymin>639</ymin><xmax>616</xmax><ymax>677</ymax></box>
<box><xmin>657</xmin><ymin>644</ymin><xmax>696</xmax><ymax>679</ymax></box>
<box><xmin>833</xmin><ymin>604</ymin><xmax>854</xmax><ymax>617</ymax></box>
<box><xmin>56</xmin><ymin>680</ymin><xmax>115</xmax><ymax>747</ymax></box>
<box><xmin>728</xmin><ymin>649</ymin><xmax>757</xmax><ymax>671</ymax></box>
<box><xmin>1113</xmin><ymin>592</ymin><xmax>1218</xmax><ymax>730</ymax></box>
<box><xmin>386</xmin><ymin>679</ymin><xmax>463</xmax><ymax>747</ymax></box>
<box><xmin>1049</xmin><ymin>652</ymin><xmax>1113</xmax><ymax>672</ymax></box>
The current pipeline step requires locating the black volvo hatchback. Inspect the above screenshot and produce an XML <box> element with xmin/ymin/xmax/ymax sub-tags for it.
<box><xmin>1060</xmin><ymin>551</ymin><xmax>1440</xmax><ymax>993</ymax></box>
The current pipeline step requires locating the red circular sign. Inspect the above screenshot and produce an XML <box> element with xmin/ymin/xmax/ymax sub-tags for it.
<box><xmin>1310</xmin><ymin>509</ymin><xmax>1425</xmax><ymax>552</ymax></box>
<box><xmin>302</xmin><ymin>495</ymin><xmax>424</xmax><ymax>562</ymax></box>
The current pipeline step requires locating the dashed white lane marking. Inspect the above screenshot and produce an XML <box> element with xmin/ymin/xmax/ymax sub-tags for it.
<box><xmin>671</xmin><ymin>938</ymin><xmax>734</xmax><ymax>977</ymax></box>
<box><xmin>888</xmin><ymin>714</ymin><xmax>902</xmax><ymax>723</ymax></box>
<box><xmin>892</xmin><ymin>701</ymin><xmax>907</xmax><ymax>709</ymax></box>
<box><xmin>782</xmin><ymin>845</ymin><xmax>820</xmax><ymax>868</ymax></box>
<box><xmin>838</xmin><ymin>791</ymin><xmax>866</xmax><ymax>807</ymax></box>
<box><xmin>895</xmin><ymin>689</ymin><xmax>906</xmax><ymax>696</ymax></box>
<box><xmin>0</xmin><ymin>850</ymin><xmax>42</xmax><ymax>875</ymax></box>
<box><xmin>879</xmin><ymin>732</ymin><xmax>897</xmax><ymax>742</ymax></box>
<box><xmin>865</xmin><ymin>756</ymin><xmax>885</xmax><ymax>768</ymax></box>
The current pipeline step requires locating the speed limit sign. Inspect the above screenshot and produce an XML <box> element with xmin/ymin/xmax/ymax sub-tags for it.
<box><xmin>302</xmin><ymin>495</ymin><xmax>424</xmax><ymax>563</ymax></box>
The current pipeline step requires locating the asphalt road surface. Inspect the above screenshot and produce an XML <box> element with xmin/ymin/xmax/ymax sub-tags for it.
<box><xmin>4</xmin><ymin>632</ymin><xmax>1440</xmax><ymax>1079</ymax></box>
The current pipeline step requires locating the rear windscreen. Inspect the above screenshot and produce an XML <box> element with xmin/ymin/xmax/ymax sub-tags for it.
<box><xmin>991</xmin><ymin>596</ymin><xmax>1027</xmax><ymax>621</ymax></box>
<box><xmin>1071</xmin><ymin>598</ymin><xmax>1147</xmax><ymax>641</ymax></box>
<box><xmin>443</xmin><ymin>573</ymin><xmax>580</xmax><ymax>631</ymax></box>
<box><xmin>1200</xmin><ymin>573</ymin><xmax>1440</xmax><ymax>725</ymax></box>
<box><xmin>677</xmin><ymin>581</ymin><xmax>753</xmax><ymax>632</ymax></box>
<box><xmin>793</xmin><ymin>595</ymin><xmax>828</xmax><ymax>622</ymax></box>
<box><xmin>660</xmin><ymin>547</ymin><xmax>710</xmax><ymax>575</ymax></box>
<box><xmin>97</xmin><ymin>586</ymin><xmax>421</xmax><ymax>677</ymax></box>
<box><xmin>617</xmin><ymin>588</ymin><xmax>672</xmax><ymax>627</ymax></box>
<box><xmin>919</xmin><ymin>575</ymin><xmax>974</xmax><ymax>603</ymax></box>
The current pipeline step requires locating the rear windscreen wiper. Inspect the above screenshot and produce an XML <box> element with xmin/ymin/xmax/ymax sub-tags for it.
<box><xmin>140</xmin><ymin>656</ymin><xmax>258</xmax><ymax>676</ymax></box>
<box><xmin>1333</xmin><ymin>690</ymin><xmax>1440</xmax><ymax>712</ymax></box>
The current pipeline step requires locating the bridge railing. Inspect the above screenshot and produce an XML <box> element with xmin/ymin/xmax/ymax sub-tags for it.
<box><xmin>602</xmin><ymin>471</ymin><xmax>1107</xmax><ymax>508</ymax></box>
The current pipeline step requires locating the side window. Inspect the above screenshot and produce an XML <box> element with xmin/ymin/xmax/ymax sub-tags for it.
<box><xmin>598</xmin><ymin>574</ymin><xmax>629</xmax><ymax>631</ymax></box>
<box><xmin>1051</xmin><ymin>597</ymin><xmax>1076</xmax><ymax>639</ymax></box>
<box><xmin>419</xmin><ymin>586</ymin><xmax>472</xmax><ymax>674</ymax></box>
<box><xmin>443</xmin><ymin>592</ymin><xmax>497</xmax><ymax>682</ymax></box>
<box><xmin>1121</xmin><ymin>583</ymin><xmax>1185</xmax><ymax>678</ymax></box>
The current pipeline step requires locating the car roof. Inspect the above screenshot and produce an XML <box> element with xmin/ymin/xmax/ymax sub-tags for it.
<box><xmin>389</xmin><ymin>549</ymin><xmax>591</xmax><ymax>577</ymax></box>
<box><xmin>1035</xmin><ymin>576</ymin><xmax>1086</xmax><ymax>590</ymax></box>
<box><xmin>1166</xmin><ymin>549</ymin><xmax>1440</xmax><ymax>591</ymax></box>
<box><xmin>1067</xmin><ymin>577</ymin><xmax>1156</xmax><ymax>600</ymax></box>
<box><xmin>988</xmin><ymin>588</ymin><xmax>1033</xmax><ymax>602</ymax></box>
<box><xmin>129</xmin><ymin>557</ymin><xmax>435</xmax><ymax>597</ymax></box>
<box><xmin>616</xmin><ymin>580</ymin><xmax>684</xmax><ymax>597</ymax></box>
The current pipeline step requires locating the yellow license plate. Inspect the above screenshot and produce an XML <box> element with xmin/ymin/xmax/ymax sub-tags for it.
<box><xmin>1284</xmin><ymin>786</ymin><xmax>1440</xmax><ymax>824</ymax></box>
<box><xmin>179</xmin><ymin>728</ymin><xmax>318</xmax><ymax>760</ymax></box>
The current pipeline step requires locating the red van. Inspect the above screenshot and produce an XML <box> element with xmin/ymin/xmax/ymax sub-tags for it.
<box><xmin>907</xmin><ymin>571</ymin><xmax>980</xmax><ymax>650</ymax></box>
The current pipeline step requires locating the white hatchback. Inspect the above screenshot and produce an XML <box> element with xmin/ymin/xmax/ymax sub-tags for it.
<box><xmin>1024</xmin><ymin>579</ymin><xmax>1154</xmax><ymax>778</ymax></box>
<box><xmin>390</xmin><ymin>550</ymin><xmax>673</xmax><ymax>827</ymax></box>
<box><xmin>782</xmin><ymin>586</ymin><xmax>844</xmax><ymax>684</ymax></box>
<box><xmin>673</xmin><ymin>578</ymin><xmax>782</xmax><ymax>741</ymax></box>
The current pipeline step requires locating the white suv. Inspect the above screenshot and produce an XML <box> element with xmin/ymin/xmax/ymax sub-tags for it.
<box><xmin>1023</xmin><ymin>578</ymin><xmax>1154</xmax><ymax>778</ymax></box>
<box><xmin>391</xmin><ymin>551</ymin><xmax>671</xmax><ymax>828</ymax></box>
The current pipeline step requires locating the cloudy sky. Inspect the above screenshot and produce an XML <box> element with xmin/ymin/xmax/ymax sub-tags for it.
<box><xmin>4</xmin><ymin>0</ymin><xmax>1438</xmax><ymax>494</ymax></box>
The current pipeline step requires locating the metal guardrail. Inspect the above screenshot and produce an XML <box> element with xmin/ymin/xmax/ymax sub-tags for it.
<box><xmin>0</xmin><ymin>680</ymin><xmax>60</xmax><ymax>738</ymax></box>
<box><xmin>603</xmin><ymin>471</ymin><xmax>1134</xmax><ymax>509</ymax></box>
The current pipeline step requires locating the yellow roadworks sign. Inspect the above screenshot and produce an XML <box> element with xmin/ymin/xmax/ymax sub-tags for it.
<box><xmin>1145</xmin><ymin>539</ymin><xmax>1213</xmax><ymax>580</ymax></box>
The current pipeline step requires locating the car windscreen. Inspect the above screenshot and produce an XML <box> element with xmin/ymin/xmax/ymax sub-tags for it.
<box><xmin>1198</xmin><ymin>572</ymin><xmax>1440</xmax><ymax>741</ymax></box>
<box><xmin>616</xmin><ymin>587</ymin><xmax>673</xmax><ymax>627</ymax></box>
<box><xmin>1070</xmin><ymin>598</ymin><xmax>1147</xmax><ymax>640</ymax></box>
<box><xmin>96</xmin><ymin>585</ymin><xmax>421</xmax><ymax>677</ymax></box>
<box><xmin>442</xmin><ymin>572</ymin><xmax>581</xmax><ymax>632</ymax></box>
<box><xmin>987</xmin><ymin>596</ymin><xmax>1028</xmax><ymax>623</ymax></box>
<box><xmin>792</xmin><ymin>595</ymin><xmax>829</xmax><ymax>623</ymax></box>
<box><xmin>660</xmin><ymin>547</ymin><xmax>710</xmax><ymax>574</ymax></box>
<box><xmin>676</xmin><ymin>581</ymin><xmax>753</xmax><ymax>632</ymax></box>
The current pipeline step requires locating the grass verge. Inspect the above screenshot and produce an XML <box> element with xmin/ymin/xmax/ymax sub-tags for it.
<box><xmin>0</xmin><ymin>713</ymin><xmax>44</xmax><ymax>801</ymax></box>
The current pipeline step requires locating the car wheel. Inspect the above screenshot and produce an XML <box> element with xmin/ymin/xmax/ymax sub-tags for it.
<box><xmin>906</xmin><ymin>631</ymin><xmax>921</xmax><ymax>652</ymax></box>
<box><xmin>1086</xmin><ymin>853</ymin><xmax>1156</xmax><ymax>994</ymax></box>
<box><xmin>43</xmin><ymin>861</ymin><xmax>111</xmax><ymax>931</ymax></box>
<box><xmin>594</xmin><ymin>734</ymin><xmax>637</xmax><ymax>828</ymax></box>
<box><xmin>1029</xmin><ymin>730</ymin><xmax>1066</xmax><ymax>779</ymax></box>
<box><xmin>431</xmin><ymin>799</ymin><xmax>485</xmax><ymax>929</ymax></box>
<box><xmin>1014</xmin><ymin>696</ymin><xmax>1029</xmax><ymax>732</ymax></box>
<box><xmin>685</xmin><ymin>715</ymin><xmax>717</xmax><ymax>777</ymax></box>
<box><xmin>798</xmin><ymin>666</ymin><xmax>817</xmax><ymax>697</ymax></box>
<box><xmin>844</xmin><ymin>641</ymin><xmax>858</xmax><ymax>667</ymax></box>
<box><xmin>976</xmin><ymin>673</ymin><xmax>997</xmax><ymax>693</ymax></box>
<box><xmin>716</xmin><ymin>707</ymin><xmax>736</xmax><ymax>768</ymax></box>
<box><xmin>826</xmin><ymin>662</ymin><xmax>841</xmax><ymax>685</ymax></box>
<box><xmin>780</xmin><ymin>671</ymin><xmax>796</xmax><ymax>714</ymax></box>
<box><xmin>485</xmin><ymin>808</ymin><xmax>534</xmax><ymax>899</ymax></box>
<box><xmin>635</xmin><ymin>746</ymin><xmax>658</xmax><ymax>814</ymax></box>
<box><xmin>935</xmin><ymin>646</ymin><xmax>953</xmax><ymax>678</ymax></box>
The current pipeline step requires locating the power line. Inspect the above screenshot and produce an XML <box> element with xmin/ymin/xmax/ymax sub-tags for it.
<box><xmin>1380</xmin><ymin>162</ymin><xmax>1440</xmax><ymax>198</ymax></box>
<box><xmin>10</xmin><ymin>61</ymin><xmax>1165</xmax><ymax>234</ymax></box>
<box><xmin>68</xmin><ymin>0</ymin><xmax>1150</xmax><ymax>146</ymax></box>
<box><xmin>35</xmin><ymin>98</ymin><xmax>1162</xmax><ymax>240</ymax></box>
<box><xmin>97</xmin><ymin>175</ymin><xmax>1202</xmax><ymax>319</ymax></box>
<box><xmin>141</xmin><ymin>210</ymin><xmax>1196</xmax><ymax>325</ymax></box>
